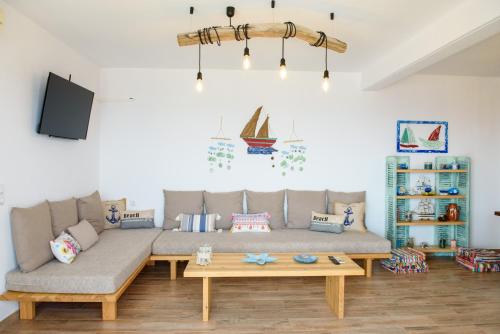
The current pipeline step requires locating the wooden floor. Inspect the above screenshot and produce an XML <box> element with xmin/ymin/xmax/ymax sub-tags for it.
<box><xmin>1</xmin><ymin>258</ymin><xmax>499</xmax><ymax>334</ymax></box>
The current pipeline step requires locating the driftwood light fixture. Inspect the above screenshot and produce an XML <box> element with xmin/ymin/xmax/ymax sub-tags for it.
<box><xmin>177</xmin><ymin>23</ymin><xmax>347</xmax><ymax>53</ymax></box>
<box><xmin>182</xmin><ymin>3</ymin><xmax>346</xmax><ymax>92</ymax></box>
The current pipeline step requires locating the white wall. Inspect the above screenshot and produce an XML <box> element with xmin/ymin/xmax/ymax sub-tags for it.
<box><xmin>99</xmin><ymin>68</ymin><xmax>500</xmax><ymax>248</ymax></box>
<box><xmin>0</xmin><ymin>2</ymin><xmax>100</xmax><ymax>320</ymax></box>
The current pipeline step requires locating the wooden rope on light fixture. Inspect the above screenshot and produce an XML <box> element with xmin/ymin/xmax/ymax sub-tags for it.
<box><xmin>177</xmin><ymin>22</ymin><xmax>347</xmax><ymax>53</ymax></box>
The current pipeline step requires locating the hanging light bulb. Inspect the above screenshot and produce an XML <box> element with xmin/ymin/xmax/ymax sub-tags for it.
<box><xmin>242</xmin><ymin>25</ymin><xmax>251</xmax><ymax>70</ymax></box>
<box><xmin>322</xmin><ymin>70</ymin><xmax>329</xmax><ymax>92</ymax></box>
<box><xmin>196</xmin><ymin>71</ymin><xmax>203</xmax><ymax>92</ymax></box>
<box><xmin>243</xmin><ymin>46</ymin><xmax>251</xmax><ymax>70</ymax></box>
<box><xmin>280</xmin><ymin>58</ymin><xmax>287</xmax><ymax>79</ymax></box>
<box><xmin>322</xmin><ymin>32</ymin><xmax>330</xmax><ymax>92</ymax></box>
<box><xmin>279</xmin><ymin>38</ymin><xmax>287</xmax><ymax>79</ymax></box>
<box><xmin>195</xmin><ymin>43</ymin><xmax>203</xmax><ymax>92</ymax></box>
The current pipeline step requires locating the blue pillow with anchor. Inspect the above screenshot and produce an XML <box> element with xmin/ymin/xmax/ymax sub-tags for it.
<box><xmin>102</xmin><ymin>199</ymin><xmax>127</xmax><ymax>229</ymax></box>
<box><xmin>334</xmin><ymin>202</ymin><xmax>367</xmax><ymax>232</ymax></box>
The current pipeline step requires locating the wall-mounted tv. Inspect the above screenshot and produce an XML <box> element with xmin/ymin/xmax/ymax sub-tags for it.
<box><xmin>38</xmin><ymin>72</ymin><xmax>95</xmax><ymax>140</ymax></box>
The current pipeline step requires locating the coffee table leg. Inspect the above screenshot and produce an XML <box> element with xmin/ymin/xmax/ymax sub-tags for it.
<box><xmin>202</xmin><ymin>277</ymin><xmax>212</xmax><ymax>321</ymax></box>
<box><xmin>325</xmin><ymin>276</ymin><xmax>345</xmax><ymax>319</ymax></box>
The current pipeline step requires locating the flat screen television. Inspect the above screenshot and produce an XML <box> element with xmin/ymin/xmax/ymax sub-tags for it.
<box><xmin>38</xmin><ymin>72</ymin><xmax>95</xmax><ymax>140</ymax></box>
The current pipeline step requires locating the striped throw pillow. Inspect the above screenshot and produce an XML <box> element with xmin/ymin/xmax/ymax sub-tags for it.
<box><xmin>230</xmin><ymin>212</ymin><xmax>271</xmax><ymax>233</ymax></box>
<box><xmin>176</xmin><ymin>213</ymin><xmax>220</xmax><ymax>232</ymax></box>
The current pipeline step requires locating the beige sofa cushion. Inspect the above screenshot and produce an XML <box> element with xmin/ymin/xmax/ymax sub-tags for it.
<box><xmin>204</xmin><ymin>191</ymin><xmax>244</xmax><ymax>230</ymax></box>
<box><xmin>163</xmin><ymin>190</ymin><xmax>204</xmax><ymax>229</ymax></box>
<box><xmin>246</xmin><ymin>190</ymin><xmax>285</xmax><ymax>229</ymax></box>
<box><xmin>152</xmin><ymin>229</ymin><xmax>391</xmax><ymax>255</ymax></box>
<box><xmin>68</xmin><ymin>220</ymin><xmax>99</xmax><ymax>251</ymax></box>
<box><xmin>11</xmin><ymin>201</ymin><xmax>54</xmax><ymax>273</ymax></box>
<box><xmin>286</xmin><ymin>190</ymin><xmax>327</xmax><ymax>229</ymax></box>
<box><xmin>77</xmin><ymin>191</ymin><xmax>105</xmax><ymax>234</ymax></box>
<box><xmin>49</xmin><ymin>198</ymin><xmax>78</xmax><ymax>236</ymax></box>
<box><xmin>327</xmin><ymin>191</ymin><xmax>366</xmax><ymax>213</ymax></box>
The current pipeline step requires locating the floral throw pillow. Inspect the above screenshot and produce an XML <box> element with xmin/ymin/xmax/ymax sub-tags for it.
<box><xmin>231</xmin><ymin>212</ymin><xmax>272</xmax><ymax>233</ymax></box>
<box><xmin>50</xmin><ymin>232</ymin><xmax>82</xmax><ymax>264</ymax></box>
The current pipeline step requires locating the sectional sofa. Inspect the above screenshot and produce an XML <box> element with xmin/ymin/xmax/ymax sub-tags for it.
<box><xmin>2</xmin><ymin>190</ymin><xmax>390</xmax><ymax>320</ymax></box>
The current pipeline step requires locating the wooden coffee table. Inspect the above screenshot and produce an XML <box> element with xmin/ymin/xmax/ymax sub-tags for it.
<box><xmin>183</xmin><ymin>252</ymin><xmax>364</xmax><ymax>321</ymax></box>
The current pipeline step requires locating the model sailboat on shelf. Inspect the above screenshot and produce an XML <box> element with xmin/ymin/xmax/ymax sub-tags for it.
<box><xmin>240</xmin><ymin>106</ymin><xmax>277</xmax><ymax>154</ymax></box>
<box><xmin>419</xmin><ymin>125</ymin><xmax>444</xmax><ymax>149</ymax></box>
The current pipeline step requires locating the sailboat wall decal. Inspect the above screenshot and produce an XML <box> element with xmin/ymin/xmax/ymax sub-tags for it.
<box><xmin>397</xmin><ymin>120</ymin><xmax>448</xmax><ymax>153</ymax></box>
<box><xmin>240</xmin><ymin>106</ymin><xmax>278</xmax><ymax>154</ymax></box>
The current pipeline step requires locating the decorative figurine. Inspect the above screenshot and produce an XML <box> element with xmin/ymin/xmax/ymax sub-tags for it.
<box><xmin>450</xmin><ymin>239</ymin><xmax>457</xmax><ymax>249</ymax></box>
<box><xmin>404</xmin><ymin>211</ymin><xmax>414</xmax><ymax>222</ymax></box>
<box><xmin>446</xmin><ymin>203</ymin><xmax>460</xmax><ymax>221</ymax></box>
<box><xmin>438</xmin><ymin>214</ymin><xmax>448</xmax><ymax>222</ymax></box>
<box><xmin>397</xmin><ymin>186</ymin><xmax>408</xmax><ymax>196</ymax></box>
<box><xmin>448</xmin><ymin>187</ymin><xmax>459</xmax><ymax>195</ymax></box>
<box><xmin>416</xmin><ymin>199</ymin><xmax>435</xmax><ymax>220</ymax></box>
<box><xmin>424</xmin><ymin>162</ymin><xmax>433</xmax><ymax>170</ymax></box>
<box><xmin>413</xmin><ymin>176</ymin><xmax>432</xmax><ymax>195</ymax></box>
<box><xmin>407</xmin><ymin>237</ymin><xmax>415</xmax><ymax>248</ymax></box>
<box><xmin>439</xmin><ymin>238</ymin><xmax>447</xmax><ymax>248</ymax></box>
<box><xmin>398</xmin><ymin>163</ymin><xmax>408</xmax><ymax>170</ymax></box>
<box><xmin>196</xmin><ymin>245</ymin><xmax>213</xmax><ymax>266</ymax></box>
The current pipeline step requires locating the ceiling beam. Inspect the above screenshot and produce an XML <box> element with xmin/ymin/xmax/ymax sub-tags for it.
<box><xmin>362</xmin><ymin>0</ymin><xmax>500</xmax><ymax>90</ymax></box>
<box><xmin>177</xmin><ymin>23</ymin><xmax>347</xmax><ymax>53</ymax></box>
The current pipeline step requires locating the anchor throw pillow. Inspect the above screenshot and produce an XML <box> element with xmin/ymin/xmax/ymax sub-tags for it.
<box><xmin>176</xmin><ymin>213</ymin><xmax>220</xmax><ymax>232</ymax></box>
<box><xmin>333</xmin><ymin>202</ymin><xmax>366</xmax><ymax>232</ymax></box>
<box><xmin>309</xmin><ymin>211</ymin><xmax>344</xmax><ymax>234</ymax></box>
<box><xmin>102</xmin><ymin>198</ymin><xmax>127</xmax><ymax>229</ymax></box>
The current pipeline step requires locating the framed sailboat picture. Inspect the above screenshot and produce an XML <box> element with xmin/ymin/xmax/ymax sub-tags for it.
<box><xmin>397</xmin><ymin>120</ymin><xmax>448</xmax><ymax>153</ymax></box>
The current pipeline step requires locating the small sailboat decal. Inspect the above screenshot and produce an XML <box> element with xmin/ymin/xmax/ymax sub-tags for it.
<box><xmin>210</xmin><ymin>116</ymin><xmax>231</xmax><ymax>141</ymax></box>
<box><xmin>240</xmin><ymin>106</ymin><xmax>277</xmax><ymax>154</ymax></box>
<box><xmin>284</xmin><ymin>120</ymin><xmax>304</xmax><ymax>144</ymax></box>
<box><xmin>419</xmin><ymin>125</ymin><xmax>444</xmax><ymax>149</ymax></box>
<box><xmin>400</xmin><ymin>126</ymin><xmax>418</xmax><ymax>148</ymax></box>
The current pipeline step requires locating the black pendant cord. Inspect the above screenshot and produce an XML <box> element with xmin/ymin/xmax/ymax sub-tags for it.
<box><xmin>311</xmin><ymin>31</ymin><xmax>326</xmax><ymax>47</ymax></box>
<box><xmin>281</xmin><ymin>37</ymin><xmax>285</xmax><ymax>59</ymax></box>
<box><xmin>197</xmin><ymin>26</ymin><xmax>222</xmax><ymax>46</ymax></box>
<box><xmin>232</xmin><ymin>24</ymin><xmax>251</xmax><ymax>42</ymax></box>
<box><xmin>283</xmin><ymin>21</ymin><xmax>296</xmax><ymax>39</ymax></box>
<box><xmin>325</xmin><ymin>38</ymin><xmax>328</xmax><ymax>71</ymax></box>
<box><xmin>198</xmin><ymin>43</ymin><xmax>201</xmax><ymax>73</ymax></box>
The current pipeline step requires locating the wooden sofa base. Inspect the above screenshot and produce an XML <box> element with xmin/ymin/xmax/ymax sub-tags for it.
<box><xmin>1</xmin><ymin>257</ymin><xmax>150</xmax><ymax>320</ymax></box>
<box><xmin>150</xmin><ymin>253</ymin><xmax>391</xmax><ymax>279</ymax></box>
<box><xmin>1</xmin><ymin>253</ymin><xmax>390</xmax><ymax>321</ymax></box>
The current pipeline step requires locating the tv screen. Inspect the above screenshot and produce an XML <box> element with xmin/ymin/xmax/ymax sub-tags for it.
<box><xmin>38</xmin><ymin>72</ymin><xmax>95</xmax><ymax>140</ymax></box>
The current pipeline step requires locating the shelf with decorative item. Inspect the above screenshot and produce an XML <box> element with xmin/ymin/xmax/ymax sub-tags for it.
<box><xmin>397</xmin><ymin>220</ymin><xmax>465</xmax><ymax>226</ymax></box>
<box><xmin>396</xmin><ymin>195</ymin><xmax>465</xmax><ymax>200</ymax></box>
<box><xmin>415</xmin><ymin>246</ymin><xmax>457</xmax><ymax>254</ymax></box>
<box><xmin>396</xmin><ymin>169</ymin><xmax>468</xmax><ymax>173</ymax></box>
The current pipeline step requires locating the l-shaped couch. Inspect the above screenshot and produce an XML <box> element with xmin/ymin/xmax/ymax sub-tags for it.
<box><xmin>2</xmin><ymin>190</ymin><xmax>391</xmax><ymax>320</ymax></box>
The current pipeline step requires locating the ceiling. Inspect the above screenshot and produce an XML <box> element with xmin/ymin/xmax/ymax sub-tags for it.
<box><xmin>421</xmin><ymin>32</ymin><xmax>500</xmax><ymax>77</ymax></box>
<box><xmin>5</xmin><ymin>0</ymin><xmax>466</xmax><ymax>72</ymax></box>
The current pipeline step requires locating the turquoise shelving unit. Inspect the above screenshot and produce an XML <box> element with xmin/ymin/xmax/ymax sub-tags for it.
<box><xmin>385</xmin><ymin>156</ymin><xmax>470</xmax><ymax>255</ymax></box>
